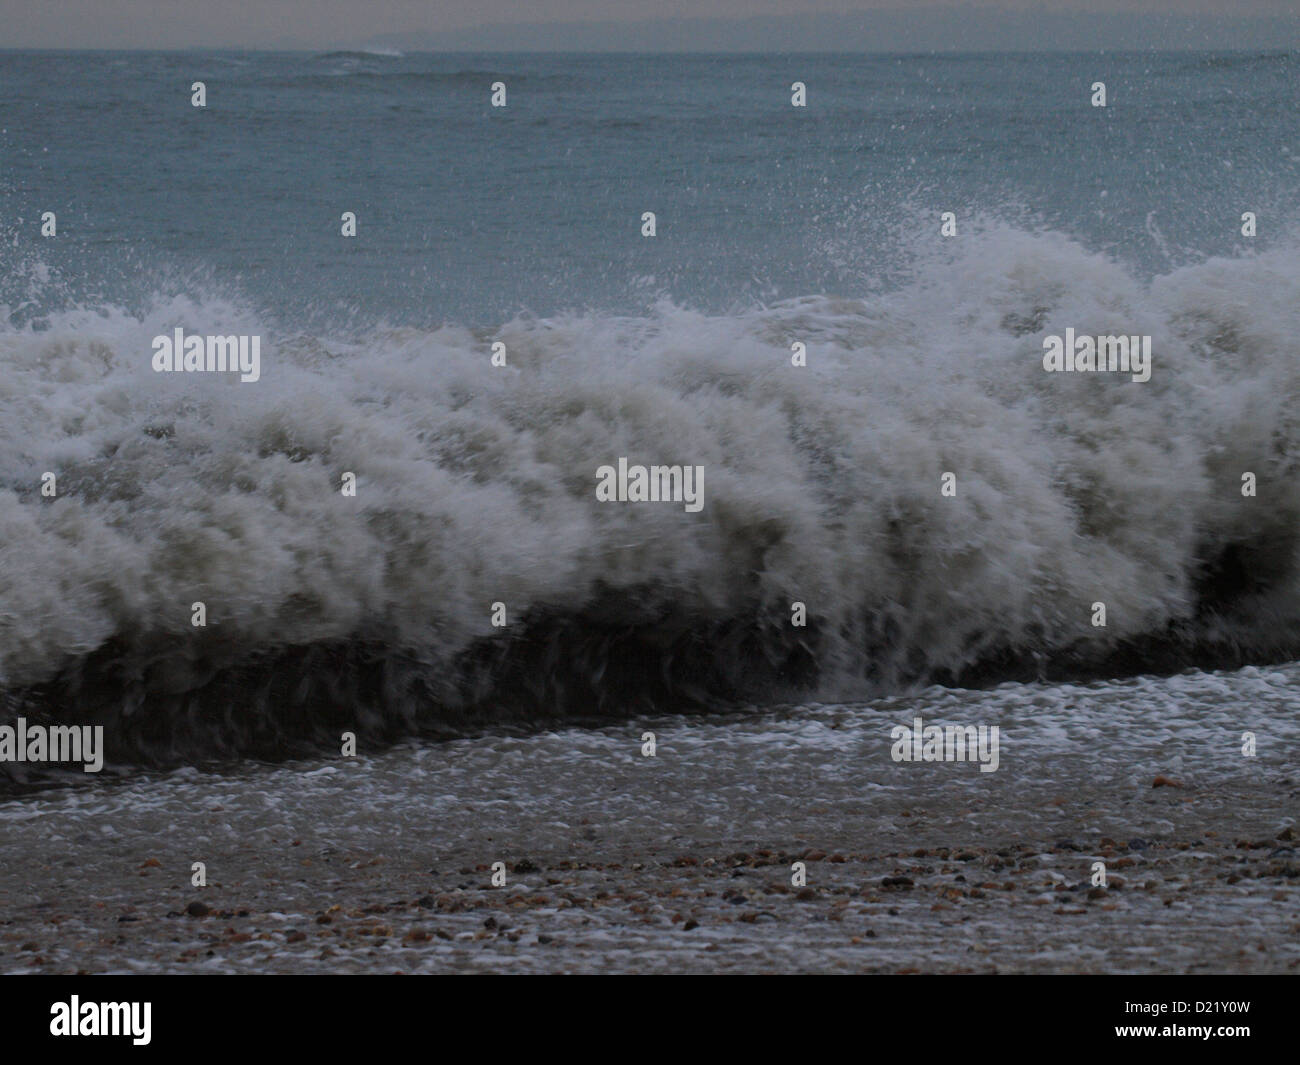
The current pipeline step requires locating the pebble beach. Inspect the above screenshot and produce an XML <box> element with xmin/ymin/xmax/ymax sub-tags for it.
<box><xmin>3</xmin><ymin>665</ymin><xmax>1297</xmax><ymax>973</ymax></box>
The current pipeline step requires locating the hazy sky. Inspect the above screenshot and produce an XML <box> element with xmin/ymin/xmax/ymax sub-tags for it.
<box><xmin>0</xmin><ymin>1</ymin><xmax>1294</xmax><ymax>49</ymax></box>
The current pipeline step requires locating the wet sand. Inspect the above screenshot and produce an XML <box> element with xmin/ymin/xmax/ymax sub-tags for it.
<box><xmin>2</xmin><ymin>667</ymin><xmax>1298</xmax><ymax>973</ymax></box>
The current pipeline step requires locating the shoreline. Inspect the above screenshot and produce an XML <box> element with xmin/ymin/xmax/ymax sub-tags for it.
<box><xmin>2</xmin><ymin>667</ymin><xmax>1297</xmax><ymax>973</ymax></box>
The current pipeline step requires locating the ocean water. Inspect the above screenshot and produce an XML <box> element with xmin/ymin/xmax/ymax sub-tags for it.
<box><xmin>2</xmin><ymin>50</ymin><xmax>1300</xmax><ymax>770</ymax></box>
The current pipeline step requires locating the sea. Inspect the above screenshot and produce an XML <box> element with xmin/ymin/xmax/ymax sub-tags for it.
<box><xmin>0</xmin><ymin>49</ymin><xmax>1297</xmax><ymax>777</ymax></box>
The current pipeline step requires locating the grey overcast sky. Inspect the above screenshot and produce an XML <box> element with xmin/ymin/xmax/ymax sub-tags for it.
<box><xmin>0</xmin><ymin>1</ymin><xmax>1295</xmax><ymax>50</ymax></box>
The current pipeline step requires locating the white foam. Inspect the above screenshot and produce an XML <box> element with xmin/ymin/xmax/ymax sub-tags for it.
<box><xmin>1</xmin><ymin>225</ymin><xmax>1298</xmax><ymax>698</ymax></box>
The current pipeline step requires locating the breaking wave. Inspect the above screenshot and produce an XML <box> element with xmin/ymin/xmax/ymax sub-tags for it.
<box><xmin>3</xmin><ymin>223</ymin><xmax>1300</xmax><ymax>765</ymax></box>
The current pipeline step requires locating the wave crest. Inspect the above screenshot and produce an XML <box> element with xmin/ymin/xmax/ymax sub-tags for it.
<box><xmin>3</xmin><ymin>224</ymin><xmax>1299</xmax><ymax>762</ymax></box>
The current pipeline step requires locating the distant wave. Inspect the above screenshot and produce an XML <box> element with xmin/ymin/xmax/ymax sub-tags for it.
<box><xmin>3</xmin><ymin>223</ymin><xmax>1299</xmax><ymax>766</ymax></box>
<box><xmin>273</xmin><ymin>63</ymin><xmax>576</xmax><ymax>88</ymax></box>
<box><xmin>1174</xmin><ymin>51</ymin><xmax>1295</xmax><ymax>72</ymax></box>
<box><xmin>314</xmin><ymin>48</ymin><xmax>405</xmax><ymax>60</ymax></box>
